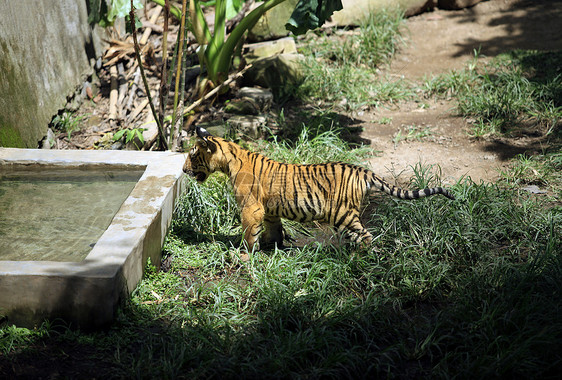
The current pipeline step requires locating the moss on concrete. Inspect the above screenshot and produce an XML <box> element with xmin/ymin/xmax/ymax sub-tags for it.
<box><xmin>0</xmin><ymin>38</ymin><xmax>41</xmax><ymax>148</ymax></box>
<box><xmin>0</xmin><ymin>0</ymin><xmax>99</xmax><ymax>148</ymax></box>
<box><xmin>0</xmin><ymin>116</ymin><xmax>24</xmax><ymax>148</ymax></box>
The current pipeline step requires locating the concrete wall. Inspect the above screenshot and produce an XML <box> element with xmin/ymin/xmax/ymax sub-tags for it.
<box><xmin>0</xmin><ymin>0</ymin><xmax>103</xmax><ymax>148</ymax></box>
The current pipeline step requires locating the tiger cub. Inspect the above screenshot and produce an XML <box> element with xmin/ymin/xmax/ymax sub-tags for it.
<box><xmin>183</xmin><ymin>126</ymin><xmax>455</xmax><ymax>251</ymax></box>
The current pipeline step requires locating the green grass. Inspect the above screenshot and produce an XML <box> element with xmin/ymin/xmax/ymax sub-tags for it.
<box><xmin>422</xmin><ymin>50</ymin><xmax>562</xmax><ymax>137</ymax></box>
<box><xmin>499</xmin><ymin>151</ymin><xmax>562</xmax><ymax>198</ymax></box>
<box><xmin>306</xmin><ymin>11</ymin><xmax>405</xmax><ymax>69</ymax></box>
<box><xmin>296</xmin><ymin>10</ymin><xmax>412</xmax><ymax>109</ymax></box>
<box><xmin>392</xmin><ymin>124</ymin><xmax>433</xmax><ymax>147</ymax></box>
<box><xmin>118</xmin><ymin>172</ymin><xmax>562</xmax><ymax>379</ymax></box>
<box><xmin>2</xmin><ymin>128</ymin><xmax>562</xmax><ymax>378</ymax></box>
<box><xmin>258</xmin><ymin>126</ymin><xmax>374</xmax><ymax>164</ymax></box>
<box><xmin>50</xmin><ymin>111</ymin><xmax>88</xmax><ymax>140</ymax></box>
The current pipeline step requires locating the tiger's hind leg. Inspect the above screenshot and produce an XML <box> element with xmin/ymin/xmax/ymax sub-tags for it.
<box><xmin>259</xmin><ymin>215</ymin><xmax>285</xmax><ymax>249</ymax></box>
<box><xmin>337</xmin><ymin>213</ymin><xmax>373</xmax><ymax>246</ymax></box>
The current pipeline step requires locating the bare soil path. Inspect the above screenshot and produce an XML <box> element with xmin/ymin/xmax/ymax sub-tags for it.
<box><xmin>359</xmin><ymin>0</ymin><xmax>562</xmax><ymax>185</ymax></box>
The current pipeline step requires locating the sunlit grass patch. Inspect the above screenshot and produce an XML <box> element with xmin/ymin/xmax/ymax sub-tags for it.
<box><xmin>296</xmin><ymin>10</ymin><xmax>411</xmax><ymax>108</ymax></box>
<box><xmin>258</xmin><ymin>126</ymin><xmax>374</xmax><ymax>164</ymax></box>
<box><xmin>422</xmin><ymin>50</ymin><xmax>562</xmax><ymax>137</ymax></box>
<box><xmin>498</xmin><ymin>152</ymin><xmax>562</xmax><ymax>198</ymax></box>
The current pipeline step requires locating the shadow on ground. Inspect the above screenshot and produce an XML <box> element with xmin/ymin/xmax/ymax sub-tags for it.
<box><xmin>2</xmin><ymin>247</ymin><xmax>561</xmax><ymax>378</ymax></box>
<box><xmin>451</xmin><ymin>0</ymin><xmax>562</xmax><ymax>58</ymax></box>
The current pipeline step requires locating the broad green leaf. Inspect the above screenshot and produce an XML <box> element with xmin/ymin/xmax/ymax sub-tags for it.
<box><xmin>200</xmin><ymin>0</ymin><xmax>243</xmax><ymax>19</ymax></box>
<box><xmin>113</xmin><ymin>129</ymin><xmax>127</xmax><ymax>141</ymax></box>
<box><xmin>107</xmin><ymin>0</ymin><xmax>144</xmax><ymax>23</ymax></box>
<box><xmin>226</xmin><ymin>0</ymin><xmax>244</xmax><ymax>19</ymax></box>
<box><xmin>125</xmin><ymin>130</ymin><xmax>135</xmax><ymax>143</ymax></box>
<box><xmin>135</xmin><ymin>129</ymin><xmax>145</xmax><ymax>144</ymax></box>
<box><xmin>285</xmin><ymin>0</ymin><xmax>343</xmax><ymax>35</ymax></box>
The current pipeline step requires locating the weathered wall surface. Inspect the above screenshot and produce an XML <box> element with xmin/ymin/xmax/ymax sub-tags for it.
<box><xmin>0</xmin><ymin>1</ymin><xmax>102</xmax><ymax>148</ymax></box>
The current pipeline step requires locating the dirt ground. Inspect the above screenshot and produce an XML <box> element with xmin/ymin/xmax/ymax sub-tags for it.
<box><xmin>361</xmin><ymin>0</ymin><xmax>562</xmax><ymax>185</ymax></box>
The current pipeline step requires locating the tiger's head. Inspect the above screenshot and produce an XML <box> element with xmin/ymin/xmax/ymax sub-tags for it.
<box><xmin>183</xmin><ymin>126</ymin><xmax>220</xmax><ymax>182</ymax></box>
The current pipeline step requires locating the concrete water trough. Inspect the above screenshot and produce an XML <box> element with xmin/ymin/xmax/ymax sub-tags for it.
<box><xmin>0</xmin><ymin>148</ymin><xmax>186</xmax><ymax>328</ymax></box>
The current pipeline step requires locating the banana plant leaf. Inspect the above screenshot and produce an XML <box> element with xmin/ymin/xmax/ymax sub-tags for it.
<box><xmin>285</xmin><ymin>0</ymin><xmax>343</xmax><ymax>35</ymax></box>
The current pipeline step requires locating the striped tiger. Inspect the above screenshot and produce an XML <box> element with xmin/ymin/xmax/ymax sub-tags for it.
<box><xmin>183</xmin><ymin>126</ymin><xmax>455</xmax><ymax>251</ymax></box>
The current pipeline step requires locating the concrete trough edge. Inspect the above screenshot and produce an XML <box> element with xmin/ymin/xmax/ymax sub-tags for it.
<box><xmin>0</xmin><ymin>148</ymin><xmax>187</xmax><ymax>328</ymax></box>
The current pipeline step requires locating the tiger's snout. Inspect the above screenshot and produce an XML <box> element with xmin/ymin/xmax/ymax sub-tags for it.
<box><xmin>193</xmin><ymin>172</ymin><xmax>208</xmax><ymax>182</ymax></box>
<box><xmin>183</xmin><ymin>166</ymin><xmax>208</xmax><ymax>182</ymax></box>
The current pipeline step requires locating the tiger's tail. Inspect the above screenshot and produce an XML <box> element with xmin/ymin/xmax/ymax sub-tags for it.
<box><xmin>368</xmin><ymin>172</ymin><xmax>455</xmax><ymax>200</ymax></box>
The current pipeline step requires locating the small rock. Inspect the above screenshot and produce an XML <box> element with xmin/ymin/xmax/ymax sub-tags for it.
<box><xmin>438</xmin><ymin>0</ymin><xmax>483</xmax><ymax>10</ymax></box>
<box><xmin>126</xmin><ymin>134</ymin><xmax>144</xmax><ymax>150</ymax></box>
<box><xmin>197</xmin><ymin>122</ymin><xmax>229</xmax><ymax>138</ymax></box>
<box><xmin>522</xmin><ymin>185</ymin><xmax>547</xmax><ymax>195</ymax></box>
<box><xmin>225</xmin><ymin>98</ymin><xmax>260</xmax><ymax>115</ymax></box>
<box><xmin>244</xmin><ymin>38</ymin><xmax>297</xmax><ymax>63</ymax></box>
<box><xmin>142</xmin><ymin>120</ymin><xmax>159</xmax><ymax>149</ymax></box>
<box><xmin>184</xmin><ymin>66</ymin><xmax>201</xmax><ymax>86</ymax></box>
<box><xmin>111</xmin><ymin>141</ymin><xmax>124</xmax><ymax>150</ymax></box>
<box><xmin>41</xmin><ymin>128</ymin><xmax>56</xmax><ymax>149</ymax></box>
<box><xmin>238</xmin><ymin>87</ymin><xmax>273</xmax><ymax>112</ymax></box>
<box><xmin>332</xmin><ymin>0</ymin><xmax>437</xmax><ymax>26</ymax></box>
<box><xmin>87</xmin><ymin>115</ymin><xmax>102</xmax><ymax>131</ymax></box>
<box><xmin>228</xmin><ymin>115</ymin><xmax>266</xmax><ymax>139</ymax></box>
<box><xmin>243</xmin><ymin>54</ymin><xmax>304</xmax><ymax>98</ymax></box>
<box><xmin>248</xmin><ymin>0</ymin><xmax>299</xmax><ymax>42</ymax></box>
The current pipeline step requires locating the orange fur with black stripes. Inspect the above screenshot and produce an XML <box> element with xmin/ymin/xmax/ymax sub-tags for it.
<box><xmin>183</xmin><ymin>126</ymin><xmax>455</xmax><ymax>251</ymax></box>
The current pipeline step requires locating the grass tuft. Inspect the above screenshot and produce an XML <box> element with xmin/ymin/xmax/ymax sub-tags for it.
<box><xmin>258</xmin><ymin>126</ymin><xmax>373</xmax><ymax>164</ymax></box>
<box><xmin>296</xmin><ymin>10</ymin><xmax>410</xmax><ymax>109</ymax></box>
<box><xmin>422</xmin><ymin>50</ymin><xmax>562</xmax><ymax>137</ymax></box>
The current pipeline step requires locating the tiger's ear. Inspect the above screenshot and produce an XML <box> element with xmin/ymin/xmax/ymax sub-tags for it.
<box><xmin>196</xmin><ymin>126</ymin><xmax>212</xmax><ymax>143</ymax></box>
<box><xmin>195</xmin><ymin>126</ymin><xmax>216</xmax><ymax>153</ymax></box>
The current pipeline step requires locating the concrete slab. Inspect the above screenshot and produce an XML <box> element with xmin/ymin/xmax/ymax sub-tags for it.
<box><xmin>0</xmin><ymin>148</ymin><xmax>186</xmax><ymax>328</ymax></box>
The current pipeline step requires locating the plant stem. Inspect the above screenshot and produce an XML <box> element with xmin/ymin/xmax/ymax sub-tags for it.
<box><xmin>150</xmin><ymin>0</ymin><xmax>181</xmax><ymax>20</ymax></box>
<box><xmin>171</xmin><ymin>0</ymin><xmax>188</xmax><ymax>149</ymax></box>
<box><xmin>211</xmin><ymin>0</ymin><xmax>286</xmax><ymax>84</ymax></box>
<box><xmin>164</xmin><ymin>63</ymin><xmax>253</xmax><ymax>123</ymax></box>
<box><xmin>158</xmin><ymin>0</ymin><xmax>170</xmax><ymax>148</ymax></box>
<box><xmin>130</xmin><ymin>0</ymin><xmax>167</xmax><ymax>150</ymax></box>
<box><xmin>189</xmin><ymin>0</ymin><xmax>212</xmax><ymax>45</ymax></box>
<box><xmin>206</xmin><ymin>0</ymin><xmax>227</xmax><ymax>83</ymax></box>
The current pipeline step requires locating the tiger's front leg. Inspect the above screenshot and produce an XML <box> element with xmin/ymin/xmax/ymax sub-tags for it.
<box><xmin>241</xmin><ymin>204</ymin><xmax>265</xmax><ymax>252</ymax></box>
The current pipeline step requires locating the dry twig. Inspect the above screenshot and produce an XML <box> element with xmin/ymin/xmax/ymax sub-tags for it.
<box><xmin>108</xmin><ymin>66</ymin><xmax>118</xmax><ymax>120</ymax></box>
<box><xmin>140</xmin><ymin>6</ymin><xmax>163</xmax><ymax>45</ymax></box>
<box><xmin>126</xmin><ymin>67</ymin><xmax>141</xmax><ymax>112</ymax></box>
<box><xmin>173</xmin><ymin>63</ymin><xmax>253</xmax><ymax>121</ymax></box>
